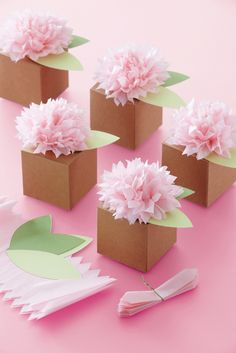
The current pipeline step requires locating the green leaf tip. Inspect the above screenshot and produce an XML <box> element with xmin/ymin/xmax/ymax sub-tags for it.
<box><xmin>163</xmin><ymin>71</ymin><xmax>189</xmax><ymax>87</ymax></box>
<box><xmin>177</xmin><ymin>187</ymin><xmax>195</xmax><ymax>200</ymax></box>
<box><xmin>86</xmin><ymin>130</ymin><xmax>119</xmax><ymax>150</ymax></box>
<box><xmin>68</xmin><ymin>35</ymin><xmax>90</xmax><ymax>48</ymax></box>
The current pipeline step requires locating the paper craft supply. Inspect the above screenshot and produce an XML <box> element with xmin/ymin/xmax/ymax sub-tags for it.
<box><xmin>0</xmin><ymin>252</ymin><xmax>115</xmax><ymax>320</ymax></box>
<box><xmin>0</xmin><ymin>11</ymin><xmax>89</xmax><ymax>106</ymax></box>
<box><xmin>91</xmin><ymin>45</ymin><xmax>189</xmax><ymax>149</ymax></box>
<box><xmin>17</xmin><ymin>98</ymin><xmax>119</xmax><ymax>209</ymax></box>
<box><xmin>162</xmin><ymin>143</ymin><xmax>236</xmax><ymax>206</ymax></box>
<box><xmin>7</xmin><ymin>215</ymin><xmax>93</xmax><ymax>279</ymax></box>
<box><xmin>118</xmin><ymin>268</ymin><xmax>198</xmax><ymax>317</ymax></box>
<box><xmin>162</xmin><ymin>100</ymin><xmax>236</xmax><ymax>206</ymax></box>
<box><xmin>95</xmin><ymin>45</ymin><xmax>188</xmax><ymax>107</ymax></box>
<box><xmin>167</xmin><ymin>100</ymin><xmax>236</xmax><ymax>163</ymax></box>
<box><xmin>0</xmin><ymin>215</ymin><xmax>115</xmax><ymax>319</ymax></box>
<box><xmin>97</xmin><ymin>159</ymin><xmax>193</xmax><ymax>272</ymax></box>
<box><xmin>90</xmin><ymin>84</ymin><xmax>163</xmax><ymax>149</ymax></box>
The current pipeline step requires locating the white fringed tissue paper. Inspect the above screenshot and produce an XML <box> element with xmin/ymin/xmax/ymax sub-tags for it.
<box><xmin>0</xmin><ymin>251</ymin><xmax>115</xmax><ymax>320</ymax></box>
<box><xmin>0</xmin><ymin>213</ymin><xmax>115</xmax><ymax>320</ymax></box>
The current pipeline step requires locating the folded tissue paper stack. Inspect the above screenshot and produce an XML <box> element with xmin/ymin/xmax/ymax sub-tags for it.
<box><xmin>118</xmin><ymin>268</ymin><xmax>198</xmax><ymax>317</ymax></box>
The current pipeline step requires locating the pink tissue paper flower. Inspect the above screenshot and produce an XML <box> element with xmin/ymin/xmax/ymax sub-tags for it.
<box><xmin>95</xmin><ymin>45</ymin><xmax>169</xmax><ymax>106</ymax></box>
<box><xmin>0</xmin><ymin>10</ymin><xmax>72</xmax><ymax>61</ymax></box>
<box><xmin>98</xmin><ymin>158</ymin><xmax>183</xmax><ymax>224</ymax></box>
<box><xmin>168</xmin><ymin>100</ymin><xmax>236</xmax><ymax>160</ymax></box>
<box><xmin>16</xmin><ymin>98</ymin><xmax>90</xmax><ymax>158</ymax></box>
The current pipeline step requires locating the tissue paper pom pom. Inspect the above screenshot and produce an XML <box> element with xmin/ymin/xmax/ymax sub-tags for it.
<box><xmin>95</xmin><ymin>45</ymin><xmax>169</xmax><ymax>106</ymax></box>
<box><xmin>168</xmin><ymin>100</ymin><xmax>236</xmax><ymax>160</ymax></box>
<box><xmin>0</xmin><ymin>10</ymin><xmax>72</xmax><ymax>61</ymax></box>
<box><xmin>98</xmin><ymin>158</ymin><xmax>182</xmax><ymax>224</ymax></box>
<box><xmin>16</xmin><ymin>98</ymin><xmax>90</xmax><ymax>158</ymax></box>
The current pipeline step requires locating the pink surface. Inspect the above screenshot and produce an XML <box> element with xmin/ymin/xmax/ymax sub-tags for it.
<box><xmin>0</xmin><ymin>1</ymin><xmax>236</xmax><ymax>352</ymax></box>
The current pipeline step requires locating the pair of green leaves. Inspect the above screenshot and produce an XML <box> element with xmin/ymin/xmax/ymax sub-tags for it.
<box><xmin>139</xmin><ymin>71</ymin><xmax>189</xmax><ymax>109</ymax></box>
<box><xmin>7</xmin><ymin>215</ymin><xmax>92</xmax><ymax>280</ymax></box>
<box><xmin>31</xmin><ymin>35</ymin><xmax>89</xmax><ymax>71</ymax></box>
<box><xmin>148</xmin><ymin>187</ymin><xmax>194</xmax><ymax>228</ymax></box>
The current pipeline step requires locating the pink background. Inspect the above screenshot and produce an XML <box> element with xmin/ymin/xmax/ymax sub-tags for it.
<box><xmin>0</xmin><ymin>0</ymin><xmax>236</xmax><ymax>352</ymax></box>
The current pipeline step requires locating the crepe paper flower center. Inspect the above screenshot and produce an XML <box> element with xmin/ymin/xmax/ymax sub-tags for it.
<box><xmin>168</xmin><ymin>99</ymin><xmax>236</xmax><ymax>160</ymax></box>
<box><xmin>95</xmin><ymin>45</ymin><xmax>169</xmax><ymax>106</ymax></box>
<box><xmin>16</xmin><ymin>98</ymin><xmax>90</xmax><ymax>158</ymax></box>
<box><xmin>0</xmin><ymin>9</ymin><xmax>73</xmax><ymax>61</ymax></box>
<box><xmin>98</xmin><ymin>158</ymin><xmax>183</xmax><ymax>225</ymax></box>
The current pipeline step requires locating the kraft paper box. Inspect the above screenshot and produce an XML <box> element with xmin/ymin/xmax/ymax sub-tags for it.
<box><xmin>90</xmin><ymin>84</ymin><xmax>162</xmax><ymax>149</ymax></box>
<box><xmin>0</xmin><ymin>54</ymin><xmax>68</xmax><ymax>106</ymax></box>
<box><xmin>97</xmin><ymin>207</ymin><xmax>176</xmax><ymax>272</ymax></box>
<box><xmin>21</xmin><ymin>149</ymin><xmax>97</xmax><ymax>210</ymax></box>
<box><xmin>162</xmin><ymin>143</ymin><xmax>236</xmax><ymax>207</ymax></box>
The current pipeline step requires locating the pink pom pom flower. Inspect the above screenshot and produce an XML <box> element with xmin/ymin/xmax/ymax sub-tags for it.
<box><xmin>98</xmin><ymin>158</ymin><xmax>183</xmax><ymax>225</ymax></box>
<box><xmin>16</xmin><ymin>98</ymin><xmax>90</xmax><ymax>158</ymax></box>
<box><xmin>0</xmin><ymin>10</ymin><xmax>73</xmax><ymax>61</ymax></box>
<box><xmin>95</xmin><ymin>45</ymin><xmax>169</xmax><ymax>106</ymax></box>
<box><xmin>168</xmin><ymin>100</ymin><xmax>236</xmax><ymax>160</ymax></box>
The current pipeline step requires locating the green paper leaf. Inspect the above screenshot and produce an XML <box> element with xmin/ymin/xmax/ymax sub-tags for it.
<box><xmin>61</xmin><ymin>235</ymin><xmax>92</xmax><ymax>257</ymax></box>
<box><xmin>149</xmin><ymin>208</ymin><xmax>193</xmax><ymax>228</ymax></box>
<box><xmin>177</xmin><ymin>187</ymin><xmax>195</xmax><ymax>200</ymax></box>
<box><xmin>86</xmin><ymin>130</ymin><xmax>119</xmax><ymax>150</ymax></box>
<box><xmin>163</xmin><ymin>71</ymin><xmax>189</xmax><ymax>87</ymax></box>
<box><xmin>139</xmin><ymin>86</ymin><xmax>186</xmax><ymax>108</ymax></box>
<box><xmin>205</xmin><ymin>149</ymin><xmax>236</xmax><ymax>168</ymax></box>
<box><xmin>33</xmin><ymin>52</ymin><xmax>83</xmax><ymax>71</ymax></box>
<box><xmin>68</xmin><ymin>35</ymin><xmax>89</xmax><ymax>48</ymax></box>
<box><xmin>7</xmin><ymin>250</ymin><xmax>81</xmax><ymax>280</ymax></box>
<box><xmin>9</xmin><ymin>215</ymin><xmax>92</xmax><ymax>256</ymax></box>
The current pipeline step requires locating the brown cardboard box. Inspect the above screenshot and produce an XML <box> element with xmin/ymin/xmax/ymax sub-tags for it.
<box><xmin>97</xmin><ymin>207</ymin><xmax>176</xmax><ymax>272</ymax></box>
<box><xmin>21</xmin><ymin>149</ymin><xmax>97</xmax><ymax>210</ymax></box>
<box><xmin>0</xmin><ymin>54</ymin><xmax>68</xmax><ymax>106</ymax></box>
<box><xmin>90</xmin><ymin>84</ymin><xmax>162</xmax><ymax>149</ymax></box>
<box><xmin>162</xmin><ymin>143</ymin><xmax>236</xmax><ymax>207</ymax></box>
